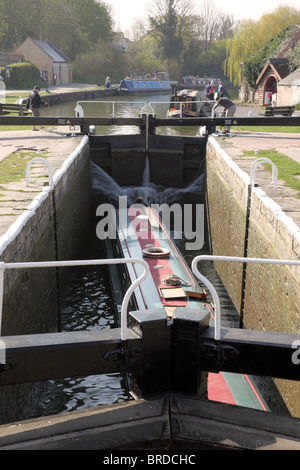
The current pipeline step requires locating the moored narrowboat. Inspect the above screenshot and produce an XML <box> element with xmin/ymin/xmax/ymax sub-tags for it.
<box><xmin>178</xmin><ymin>76</ymin><xmax>222</xmax><ymax>90</ymax></box>
<box><xmin>118</xmin><ymin>72</ymin><xmax>172</xmax><ymax>94</ymax></box>
<box><xmin>167</xmin><ymin>88</ymin><xmax>214</xmax><ymax>117</ymax></box>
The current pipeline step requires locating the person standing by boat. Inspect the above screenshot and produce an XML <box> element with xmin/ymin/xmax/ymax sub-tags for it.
<box><xmin>218</xmin><ymin>81</ymin><xmax>225</xmax><ymax>98</ymax></box>
<box><xmin>212</xmin><ymin>97</ymin><xmax>236</xmax><ymax>133</ymax></box>
<box><xmin>205</xmin><ymin>81</ymin><xmax>213</xmax><ymax>100</ymax></box>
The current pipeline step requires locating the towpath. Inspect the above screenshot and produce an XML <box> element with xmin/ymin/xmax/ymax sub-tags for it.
<box><xmin>212</xmin><ymin>104</ymin><xmax>300</xmax><ymax>228</ymax></box>
<box><xmin>0</xmin><ymin>83</ymin><xmax>110</xmax><ymax>239</ymax></box>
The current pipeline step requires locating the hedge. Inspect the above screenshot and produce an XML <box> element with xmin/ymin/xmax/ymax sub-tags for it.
<box><xmin>0</xmin><ymin>62</ymin><xmax>45</xmax><ymax>89</ymax></box>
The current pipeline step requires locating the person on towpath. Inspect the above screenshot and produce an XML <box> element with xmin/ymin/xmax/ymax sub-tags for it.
<box><xmin>27</xmin><ymin>86</ymin><xmax>48</xmax><ymax>131</ymax></box>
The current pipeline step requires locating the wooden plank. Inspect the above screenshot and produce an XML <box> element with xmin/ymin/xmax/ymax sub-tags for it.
<box><xmin>0</xmin><ymin>329</ymin><xmax>141</xmax><ymax>385</ymax></box>
<box><xmin>1</xmin><ymin>323</ymin><xmax>300</xmax><ymax>385</ymax></box>
<box><xmin>171</xmin><ymin>394</ymin><xmax>300</xmax><ymax>450</ymax></box>
<box><xmin>199</xmin><ymin>326</ymin><xmax>300</xmax><ymax>380</ymax></box>
<box><xmin>0</xmin><ymin>395</ymin><xmax>170</xmax><ymax>450</ymax></box>
<box><xmin>1</xmin><ymin>393</ymin><xmax>300</xmax><ymax>450</ymax></box>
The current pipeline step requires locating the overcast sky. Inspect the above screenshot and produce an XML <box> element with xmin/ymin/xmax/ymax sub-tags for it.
<box><xmin>105</xmin><ymin>0</ymin><xmax>300</xmax><ymax>33</ymax></box>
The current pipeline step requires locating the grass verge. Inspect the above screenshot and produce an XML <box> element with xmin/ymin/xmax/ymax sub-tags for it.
<box><xmin>0</xmin><ymin>151</ymin><xmax>48</xmax><ymax>184</ymax></box>
<box><xmin>236</xmin><ymin>126</ymin><xmax>299</xmax><ymax>133</ymax></box>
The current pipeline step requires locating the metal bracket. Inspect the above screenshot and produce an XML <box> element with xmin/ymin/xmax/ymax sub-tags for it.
<box><xmin>103</xmin><ymin>344</ymin><xmax>140</xmax><ymax>364</ymax></box>
<box><xmin>199</xmin><ymin>341</ymin><xmax>240</xmax><ymax>369</ymax></box>
<box><xmin>0</xmin><ymin>358</ymin><xmax>16</xmax><ymax>373</ymax></box>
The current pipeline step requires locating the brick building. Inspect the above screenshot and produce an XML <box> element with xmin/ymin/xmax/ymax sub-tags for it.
<box><xmin>240</xmin><ymin>25</ymin><xmax>300</xmax><ymax>106</ymax></box>
<box><xmin>255</xmin><ymin>58</ymin><xmax>289</xmax><ymax>106</ymax></box>
<box><xmin>14</xmin><ymin>38</ymin><xmax>71</xmax><ymax>86</ymax></box>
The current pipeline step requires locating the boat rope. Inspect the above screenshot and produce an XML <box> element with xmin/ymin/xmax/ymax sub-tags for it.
<box><xmin>162</xmin><ymin>274</ymin><xmax>190</xmax><ymax>286</ymax></box>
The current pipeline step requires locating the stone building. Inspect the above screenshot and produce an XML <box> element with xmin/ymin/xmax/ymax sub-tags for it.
<box><xmin>240</xmin><ymin>25</ymin><xmax>300</xmax><ymax>106</ymax></box>
<box><xmin>14</xmin><ymin>38</ymin><xmax>71</xmax><ymax>86</ymax></box>
<box><xmin>277</xmin><ymin>67</ymin><xmax>300</xmax><ymax>106</ymax></box>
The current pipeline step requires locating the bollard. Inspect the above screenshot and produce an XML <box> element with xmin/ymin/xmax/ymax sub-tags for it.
<box><xmin>128</xmin><ymin>309</ymin><xmax>170</xmax><ymax>397</ymax></box>
<box><xmin>171</xmin><ymin>307</ymin><xmax>210</xmax><ymax>397</ymax></box>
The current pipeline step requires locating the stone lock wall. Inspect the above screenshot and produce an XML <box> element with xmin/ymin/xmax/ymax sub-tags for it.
<box><xmin>0</xmin><ymin>136</ymin><xmax>91</xmax><ymax>424</ymax></box>
<box><xmin>206</xmin><ymin>136</ymin><xmax>300</xmax><ymax>417</ymax></box>
<box><xmin>0</xmin><ymin>136</ymin><xmax>91</xmax><ymax>336</ymax></box>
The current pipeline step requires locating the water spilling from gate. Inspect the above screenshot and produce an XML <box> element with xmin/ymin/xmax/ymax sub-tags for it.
<box><xmin>35</xmin><ymin>153</ymin><xmax>238</xmax><ymax>419</ymax></box>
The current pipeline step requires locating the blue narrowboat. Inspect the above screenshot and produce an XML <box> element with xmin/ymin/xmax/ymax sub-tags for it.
<box><xmin>118</xmin><ymin>72</ymin><xmax>172</xmax><ymax>94</ymax></box>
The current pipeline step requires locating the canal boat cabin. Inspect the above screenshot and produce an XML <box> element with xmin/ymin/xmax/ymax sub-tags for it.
<box><xmin>167</xmin><ymin>89</ymin><xmax>214</xmax><ymax>117</ymax></box>
<box><xmin>178</xmin><ymin>76</ymin><xmax>222</xmax><ymax>91</ymax></box>
<box><xmin>119</xmin><ymin>72</ymin><xmax>172</xmax><ymax>94</ymax></box>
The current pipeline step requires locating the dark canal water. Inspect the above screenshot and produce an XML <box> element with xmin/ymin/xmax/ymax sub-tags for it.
<box><xmin>35</xmin><ymin>92</ymin><xmax>239</xmax><ymax>418</ymax></box>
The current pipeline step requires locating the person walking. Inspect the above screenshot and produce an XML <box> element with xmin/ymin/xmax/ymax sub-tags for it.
<box><xmin>28</xmin><ymin>86</ymin><xmax>48</xmax><ymax>130</ymax></box>
<box><xmin>212</xmin><ymin>97</ymin><xmax>236</xmax><ymax>133</ymax></box>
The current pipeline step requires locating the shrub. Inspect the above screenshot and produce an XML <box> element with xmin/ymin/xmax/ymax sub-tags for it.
<box><xmin>0</xmin><ymin>62</ymin><xmax>45</xmax><ymax>89</ymax></box>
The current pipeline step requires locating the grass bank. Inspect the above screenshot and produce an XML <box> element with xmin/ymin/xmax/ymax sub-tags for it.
<box><xmin>236</xmin><ymin>125</ymin><xmax>299</xmax><ymax>133</ymax></box>
<box><xmin>0</xmin><ymin>150</ymin><xmax>49</xmax><ymax>185</ymax></box>
<box><xmin>244</xmin><ymin>149</ymin><xmax>300</xmax><ymax>197</ymax></box>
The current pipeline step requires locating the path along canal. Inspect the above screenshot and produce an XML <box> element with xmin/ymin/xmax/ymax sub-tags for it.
<box><xmin>34</xmin><ymin>92</ymin><xmax>240</xmax><ymax>418</ymax></box>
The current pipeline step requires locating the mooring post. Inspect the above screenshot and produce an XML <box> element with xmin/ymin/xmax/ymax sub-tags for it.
<box><xmin>171</xmin><ymin>307</ymin><xmax>211</xmax><ymax>398</ymax></box>
<box><xmin>128</xmin><ymin>309</ymin><xmax>170</xmax><ymax>397</ymax></box>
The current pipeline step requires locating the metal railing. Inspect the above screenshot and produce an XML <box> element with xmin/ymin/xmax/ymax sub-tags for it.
<box><xmin>159</xmin><ymin>100</ymin><xmax>213</xmax><ymax>119</ymax></box>
<box><xmin>25</xmin><ymin>157</ymin><xmax>54</xmax><ymax>190</ymax></box>
<box><xmin>75</xmin><ymin>100</ymin><xmax>213</xmax><ymax>119</ymax></box>
<box><xmin>0</xmin><ymin>257</ymin><xmax>150</xmax><ymax>340</ymax></box>
<box><xmin>191</xmin><ymin>255</ymin><xmax>300</xmax><ymax>341</ymax></box>
<box><xmin>75</xmin><ymin>101</ymin><xmax>148</xmax><ymax>118</ymax></box>
<box><xmin>250</xmin><ymin>157</ymin><xmax>278</xmax><ymax>188</ymax></box>
<box><xmin>1</xmin><ymin>254</ymin><xmax>300</xmax><ymax>343</ymax></box>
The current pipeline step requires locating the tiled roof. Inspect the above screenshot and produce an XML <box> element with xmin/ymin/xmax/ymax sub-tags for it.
<box><xmin>33</xmin><ymin>40</ymin><xmax>69</xmax><ymax>63</ymax></box>
<box><xmin>278</xmin><ymin>67</ymin><xmax>300</xmax><ymax>86</ymax></box>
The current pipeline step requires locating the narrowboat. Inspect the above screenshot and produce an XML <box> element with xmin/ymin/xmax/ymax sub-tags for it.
<box><xmin>105</xmin><ymin>204</ymin><xmax>269</xmax><ymax>411</ymax></box>
<box><xmin>177</xmin><ymin>76</ymin><xmax>222</xmax><ymax>90</ymax></box>
<box><xmin>118</xmin><ymin>72</ymin><xmax>172</xmax><ymax>94</ymax></box>
<box><xmin>167</xmin><ymin>89</ymin><xmax>214</xmax><ymax>117</ymax></box>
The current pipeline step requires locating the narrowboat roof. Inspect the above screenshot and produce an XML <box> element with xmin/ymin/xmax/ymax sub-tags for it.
<box><xmin>178</xmin><ymin>76</ymin><xmax>222</xmax><ymax>88</ymax></box>
<box><xmin>110</xmin><ymin>206</ymin><xmax>269</xmax><ymax>412</ymax></box>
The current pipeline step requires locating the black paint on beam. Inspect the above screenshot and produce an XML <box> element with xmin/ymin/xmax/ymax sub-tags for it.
<box><xmin>199</xmin><ymin>327</ymin><xmax>300</xmax><ymax>381</ymax></box>
<box><xmin>0</xmin><ymin>329</ymin><xmax>140</xmax><ymax>385</ymax></box>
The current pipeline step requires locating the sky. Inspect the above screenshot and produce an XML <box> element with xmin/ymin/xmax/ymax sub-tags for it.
<box><xmin>105</xmin><ymin>0</ymin><xmax>300</xmax><ymax>33</ymax></box>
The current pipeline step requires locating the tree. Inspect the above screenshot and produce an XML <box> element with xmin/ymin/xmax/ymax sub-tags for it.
<box><xmin>65</xmin><ymin>0</ymin><xmax>112</xmax><ymax>44</ymax></box>
<box><xmin>224</xmin><ymin>5</ymin><xmax>300</xmax><ymax>86</ymax></box>
<box><xmin>42</xmin><ymin>0</ymin><xmax>86</xmax><ymax>60</ymax></box>
<box><xmin>147</xmin><ymin>0</ymin><xmax>196</xmax><ymax>67</ymax></box>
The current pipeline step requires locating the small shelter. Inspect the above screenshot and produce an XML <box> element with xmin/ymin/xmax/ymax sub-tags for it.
<box><xmin>14</xmin><ymin>38</ymin><xmax>71</xmax><ymax>86</ymax></box>
<box><xmin>255</xmin><ymin>58</ymin><xmax>289</xmax><ymax>106</ymax></box>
